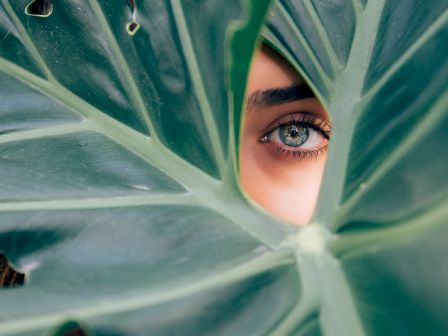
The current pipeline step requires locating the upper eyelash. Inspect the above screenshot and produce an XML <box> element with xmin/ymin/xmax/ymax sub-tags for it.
<box><xmin>262</xmin><ymin>112</ymin><xmax>331</xmax><ymax>140</ymax></box>
<box><xmin>257</xmin><ymin>112</ymin><xmax>331</xmax><ymax>162</ymax></box>
<box><xmin>284</xmin><ymin>120</ymin><xmax>331</xmax><ymax>140</ymax></box>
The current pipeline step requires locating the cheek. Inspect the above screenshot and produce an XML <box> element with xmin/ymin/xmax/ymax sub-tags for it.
<box><xmin>240</xmin><ymin>141</ymin><xmax>327</xmax><ymax>225</ymax></box>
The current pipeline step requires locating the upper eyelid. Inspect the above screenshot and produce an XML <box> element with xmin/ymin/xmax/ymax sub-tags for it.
<box><xmin>262</xmin><ymin>112</ymin><xmax>331</xmax><ymax>135</ymax></box>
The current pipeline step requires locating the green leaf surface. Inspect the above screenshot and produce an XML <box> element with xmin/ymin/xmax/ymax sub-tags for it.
<box><xmin>0</xmin><ymin>0</ymin><xmax>296</xmax><ymax>334</ymax></box>
<box><xmin>1</xmin><ymin>0</ymin><xmax>447</xmax><ymax>335</ymax></box>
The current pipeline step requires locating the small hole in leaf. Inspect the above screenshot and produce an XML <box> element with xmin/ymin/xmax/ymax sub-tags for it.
<box><xmin>126</xmin><ymin>0</ymin><xmax>140</xmax><ymax>36</ymax></box>
<box><xmin>126</xmin><ymin>21</ymin><xmax>140</xmax><ymax>36</ymax></box>
<box><xmin>25</xmin><ymin>0</ymin><xmax>53</xmax><ymax>17</ymax></box>
<box><xmin>0</xmin><ymin>254</ymin><xmax>25</xmax><ymax>288</ymax></box>
<box><xmin>58</xmin><ymin>327</ymin><xmax>87</xmax><ymax>336</ymax></box>
<box><xmin>52</xmin><ymin>321</ymin><xmax>88</xmax><ymax>336</ymax></box>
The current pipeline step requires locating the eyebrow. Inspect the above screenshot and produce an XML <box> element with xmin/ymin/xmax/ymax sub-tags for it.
<box><xmin>247</xmin><ymin>83</ymin><xmax>315</xmax><ymax>112</ymax></box>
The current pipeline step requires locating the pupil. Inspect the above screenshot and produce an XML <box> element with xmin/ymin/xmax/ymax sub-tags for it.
<box><xmin>289</xmin><ymin>127</ymin><xmax>299</xmax><ymax>137</ymax></box>
<box><xmin>280</xmin><ymin>124</ymin><xmax>309</xmax><ymax>147</ymax></box>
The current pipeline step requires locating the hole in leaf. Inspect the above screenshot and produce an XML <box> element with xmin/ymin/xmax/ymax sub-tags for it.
<box><xmin>239</xmin><ymin>44</ymin><xmax>331</xmax><ymax>226</ymax></box>
<box><xmin>62</xmin><ymin>329</ymin><xmax>86</xmax><ymax>336</ymax></box>
<box><xmin>126</xmin><ymin>21</ymin><xmax>140</xmax><ymax>36</ymax></box>
<box><xmin>126</xmin><ymin>0</ymin><xmax>140</xmax><ymax>36</ymax></box>
<box><xmin>25</xmin><ymin>0</ymin><xmax>53</xmax><ymax>17</ymax></box>
<box><xmin>0</xmin><ymin>254</ymin><xmax>25</xmax><ymax>288</ymax></box>
<box><xmin>52</xmin><ymin>321</ymin><xmax>88</xmax><ymax>336</ymax></box>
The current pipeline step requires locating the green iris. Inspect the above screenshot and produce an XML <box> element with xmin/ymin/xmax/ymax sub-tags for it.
<box><xmin>279</xmin><ymin>124</ymin><xmax>309</xmax><ymax>147</ymax></box>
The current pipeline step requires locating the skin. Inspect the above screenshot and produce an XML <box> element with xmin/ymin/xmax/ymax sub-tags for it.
<box><xmin>240</xmin><ymin>45</ymin><xmax>331</xmax><ymax>225</ymax></box>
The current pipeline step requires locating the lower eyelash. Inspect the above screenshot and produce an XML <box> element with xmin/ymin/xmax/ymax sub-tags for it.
<box><xmin>266</xmin><ymin>142</ymin><xmax>329</xmax><ymax>161</ymax></box>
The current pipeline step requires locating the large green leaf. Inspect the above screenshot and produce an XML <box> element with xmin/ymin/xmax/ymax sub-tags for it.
<box><xmin>264</xmin><ymin>0</ymin><xmax>448</xmax><ymax>334</ymax></box>
<box><xmin>0</xmin><ymin>0</ymin><xmax>447</xmax><ymax>335</ymax></box>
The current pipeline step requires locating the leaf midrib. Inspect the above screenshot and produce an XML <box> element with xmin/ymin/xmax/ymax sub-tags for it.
<box><xmin>313</xmin><ymin>0</ymin><xmax>386</xmax><ymax>225</ymax></box>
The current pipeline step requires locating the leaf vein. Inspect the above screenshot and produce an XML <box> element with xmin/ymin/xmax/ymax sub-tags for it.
<box><xmin>363</xmin><ymin>8</ymin><xmax>448</xmax><ymax>102</ymax></box>
<box><xmin>303</xmin><ymin>0</ymin><xmax>343</xmax><ymax>72</ymax></box>
<box><xmin>2</xmin><ymin>0</ymin><xmax>56</xmax><ymax>82</ymax></box>
<box><xmin>87</xmin><ymin>0</ymin><xmax>159</xmax><ymax>139</ymax></box>
<box><xmin>338</xmin><ymin>88</ymin><xmax>448</xmax><ymax>218</ymax></box>
<box><xmin>169</xmin><ymin>0</ymin><xmax>227</xmax><ymax>177</ymax></box>
<box><xmin>274</xmin><ymin>1</ymin><xmax>334</xmax><ymax>91</ymax></box>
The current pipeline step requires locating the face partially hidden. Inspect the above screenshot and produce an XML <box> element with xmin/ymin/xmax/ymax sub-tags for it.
<box><xmin>239</xmin><ymin>45</ymin><xmax>331</xmax><ymax>225</ymax></box>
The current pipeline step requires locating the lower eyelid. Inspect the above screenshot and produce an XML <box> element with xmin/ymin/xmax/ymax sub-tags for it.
<box><xmin>262</xmin><ymin>140</ymin><xmax>329</xmax><ymax>161</ymax></box>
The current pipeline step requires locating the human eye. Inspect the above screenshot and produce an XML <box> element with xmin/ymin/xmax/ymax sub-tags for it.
<box><xmin>258</xmin><ymin>112</ymin><xmax>331</xmax><ymax>161</ymax></box>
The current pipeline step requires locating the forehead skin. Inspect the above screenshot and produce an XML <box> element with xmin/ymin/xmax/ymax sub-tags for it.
<box><xmin>247</xmin><ymin>45</ymin><xmax>302</xmax><ymax>93</ymax></box>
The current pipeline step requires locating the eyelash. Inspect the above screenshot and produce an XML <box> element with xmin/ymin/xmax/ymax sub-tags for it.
<box><xmin>258</xmin><ymin>112</ymin><xmax>331</xmax><ymax>161</ymax></box>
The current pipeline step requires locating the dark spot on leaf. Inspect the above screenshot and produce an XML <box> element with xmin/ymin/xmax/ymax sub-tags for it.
<box><xmin>0</xmin><ymin>255</ymin><xmax>25</xmax><ymax>288</ymax></box>
<box><xmin>25</xmin><ymin>0</ymin><xmax>53</xmax><ymax>17</ymax></box>
<box><xmin>129</xmin><ymin>21</ymin><xmax>138</xmax><ymax>31</ymax></box>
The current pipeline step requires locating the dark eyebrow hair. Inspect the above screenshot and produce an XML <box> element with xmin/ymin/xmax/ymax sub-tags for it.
<box><xmin>247</xmin><ymin>83</ymin><xmax>315</xmax><ymax>111</ymax></box>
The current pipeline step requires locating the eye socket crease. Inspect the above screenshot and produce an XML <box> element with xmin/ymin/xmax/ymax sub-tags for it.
<box><xmin>246</xmin><ymin>83</ymin><xmax>315</xmax><ymax>112</ymax></box>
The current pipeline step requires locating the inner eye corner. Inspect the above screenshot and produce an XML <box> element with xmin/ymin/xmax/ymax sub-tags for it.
<box><xmin>0</xmin><ymin>254</ymin><xmax>26</xmax><ymax>288</ymax></box>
